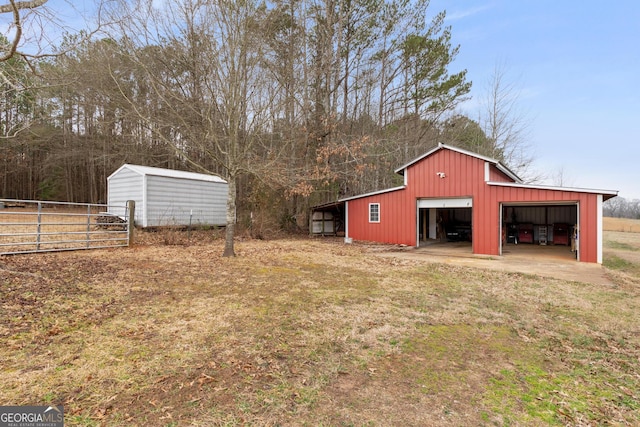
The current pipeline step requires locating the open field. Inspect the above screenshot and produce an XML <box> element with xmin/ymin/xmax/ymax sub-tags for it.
<box><xmin>604</xmin><ymin>216</ymin><xmax>640</xmax><ymax>233</ymax></box>
<box><xmin>1</xmin><ymin>226</ymin><xmax>639</xmax><ymax>426</ymax></box>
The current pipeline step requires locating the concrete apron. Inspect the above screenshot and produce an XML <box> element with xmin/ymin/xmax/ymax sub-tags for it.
<box><xmin>378</xmin><ymin>241</ymin><xmax>612</xmax><ymax>286</ymax></box>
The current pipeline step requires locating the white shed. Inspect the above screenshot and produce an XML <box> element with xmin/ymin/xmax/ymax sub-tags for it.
<box><xmin>107</xmin><ymin>164</ymin><xmax>228</xmax><ymax>228</ymax></box>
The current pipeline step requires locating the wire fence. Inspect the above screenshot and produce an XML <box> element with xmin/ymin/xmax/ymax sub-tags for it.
<box><xmin>0</xmin><ymin>199</ymin><xmax>134</xmax><ymax>256</ymax></box>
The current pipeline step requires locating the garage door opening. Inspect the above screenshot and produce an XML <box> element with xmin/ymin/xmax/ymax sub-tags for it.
<box><xmin>417</xmin><ymin>198</ymin><xmax>472</xmax><ymax>248</ymax></box>
<box><xmin>500</xmin><ymin>203</ymin><xmax>578</xmax><ymax>261</ymax></box>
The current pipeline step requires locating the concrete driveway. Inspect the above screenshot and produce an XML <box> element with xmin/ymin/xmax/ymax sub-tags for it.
<box><xmin>376</xmin><ymin>241</ymin><xmax>613</xmax><ymax>286</ymax></box>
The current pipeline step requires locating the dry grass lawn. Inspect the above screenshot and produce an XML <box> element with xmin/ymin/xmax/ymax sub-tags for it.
<box><xmin>1</xmin><ymin>221</ymin><xmax>639</xmax><ymax>426</ymax></box>
<box><xmin>604</xmin><ymin>217</ymin><xmax>640</xmax><ymax>233</ymax></box>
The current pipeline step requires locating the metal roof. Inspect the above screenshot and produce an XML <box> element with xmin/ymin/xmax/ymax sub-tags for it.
<box><xmin>109</xmin><ymin>164</ymin><xmax>227</xmax><ymax>183</ymax></box>
<box><xmin>488</xmin><ymin>181</ymin><xmax>618</xmax><ymax>200</ymax></box>
<box><xmin>338</xmin><ymin>186</ymin><xmax>405</xmax><ymax>202</ymax></box>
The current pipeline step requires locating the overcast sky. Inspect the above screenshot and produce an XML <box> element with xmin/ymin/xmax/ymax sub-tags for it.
<box><xmin>428</xmin><ymin>0</ymin><xmax>640</xmax><ymax>200</ymax></box>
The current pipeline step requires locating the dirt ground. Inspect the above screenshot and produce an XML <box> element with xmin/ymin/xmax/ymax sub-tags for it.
<box><xmin>373</xmin><ymin>241</ymin><xmax>613</xmax><ymax>286</ymax></box>
<box><xmin>1</xmin><ymin>230</ymin><xmax>639</xmax><ymax>426</ymax></box>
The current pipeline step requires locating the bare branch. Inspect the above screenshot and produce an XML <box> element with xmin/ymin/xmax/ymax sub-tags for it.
<box><xmin>0</xmin><ymin>0</ymin><xmax>47</xmax><ymax>14</ymax></box>
<box><xmin>1</xmin><ymin>0</ymin><xmax>109</xmax><ymax>63</ymax></box>
<box><xmin>0</xmin><ymin>1</ymin><xmax>29</xmax><ymax>61</ymax></box>
<box><xmin>479</xmin><ymin>61</ymin><xmax>541</xmax><ymax>182</ymax></box>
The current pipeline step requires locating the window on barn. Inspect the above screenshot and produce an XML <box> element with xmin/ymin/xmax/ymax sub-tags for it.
<box><xmin>369</xmin><ymin>203</ymin><xmax>380</xmax><ymax>223</ymax></box>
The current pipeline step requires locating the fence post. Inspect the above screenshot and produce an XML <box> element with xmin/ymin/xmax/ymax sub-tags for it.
<box><xmin>127</xmin><ymin>200</ymin><xmax>135</xmax><ymax>247</ymax></box>
<box><xmin>86</xmin><ymin>203</ymin><xmax>92</xmax><ymax>248</ymax></box>
<box><xmin>36</xmin><ymin>201</ymin><xmax>42</xmax><ymax>251</ymax></box>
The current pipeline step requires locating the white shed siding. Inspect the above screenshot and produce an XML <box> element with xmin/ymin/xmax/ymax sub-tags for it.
<box><xmin>107</xmin><ymin>167</ymin><xmax>143</xmax><ymax>221</ymax></box>
<box><xmin>107</xmin><ymin>164</ymin><xmax>227</xmax><ymax>228</ymax></box>
<box><xmin>146</xmin><ymin>175</ymin><xmax>227</xmax><ymax>226</ymax></box>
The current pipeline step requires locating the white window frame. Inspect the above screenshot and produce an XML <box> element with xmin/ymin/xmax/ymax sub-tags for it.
<box><xmin>369</xmin><ymin>203</ymin><xmax>380</xmax><ymax>223</ymax></box>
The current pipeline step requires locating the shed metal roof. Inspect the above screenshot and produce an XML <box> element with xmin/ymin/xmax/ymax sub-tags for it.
<box><xmin>338</xmin><ymin>186</ymin><xmax>405</xmax><ymax>202</ymax></box>
<box><xmin>488</xmin><ymin>181</ymin><xmax>618</xmax><ymax>200</ymax></box>
<box><xmin>109</xmin><ymin>164</ymin><xmax>227</xmax><ymax>184</ymax></box>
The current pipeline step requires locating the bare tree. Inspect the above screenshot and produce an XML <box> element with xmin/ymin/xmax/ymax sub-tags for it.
<box><xmin>109</xmin><ymin>0</ymin><xmax>293</xmax><ymax>257</ymax></box>
<box><xmin>551</xmin><ymin>166</ymin><xmax>575</xmax><ymax>187</ymax></box>
<box><xmin>0</xmin><ymin>0</ymin><xmax>479</xmax><ymax>233</ymax></box>
<box><xmin>480</xmin><ymin>62</ymin><xmax>540</xmax><ymax>181</ymax></box>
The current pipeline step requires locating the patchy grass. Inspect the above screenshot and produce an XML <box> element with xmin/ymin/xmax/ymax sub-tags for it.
<box><xmin>605</xmin><ymin>254</ymin><xmax>639</xmax><ymax>273</ymax></box>
<box><xmin>606</xmin><ymin>240</ymin><xmax>639</xmax><ymax>252</ymax></box>
<box><xmin>604</xmin><ymin>229</ymin><xmax>640</xmax><ymax>287</ymax></box>
<box><xmin>1</xmin><ymin>233</ymin><xmax>639</xmax><ymax>426</ymax></box>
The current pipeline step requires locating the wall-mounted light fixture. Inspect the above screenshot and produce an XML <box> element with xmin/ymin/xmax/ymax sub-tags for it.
<box><xmin>436</xmin><ymin>172</ymin><xmax>446</xmax><ymax>178</ymax></box>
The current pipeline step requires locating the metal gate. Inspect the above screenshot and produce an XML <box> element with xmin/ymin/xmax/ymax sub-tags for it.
<box><xmin>0</xmin><ymin>199</ymin><xmax>134</xmax><ymax>255</ymax></box>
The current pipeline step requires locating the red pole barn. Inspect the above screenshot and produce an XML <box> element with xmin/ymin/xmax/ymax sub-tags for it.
<box><xmin>338</xmin><ymin>143</ymin><xmax>617</xmax><ymax>263</ymax></box>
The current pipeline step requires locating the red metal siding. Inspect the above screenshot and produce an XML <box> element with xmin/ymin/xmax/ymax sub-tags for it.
<box><xmin>345</xmin><ymin>148</ymin><xmax>604</xmax><ymax>263</ymax></box>
<box><xmin>489</xmin><ymin>165</ymin><xmax>514</xmax><ymax>182</ymax></box>
<box><xmin>347</xmin><ymin>189</ymin><xmax>414</xmax><ymax>245</ymax></box>
<box><xmin>347</xmin><ymin>149</ymin><xmax>487</xmax><ymax>247</ymax></box>
<box><xmin>406</xmin><ymin>149</ymin><xmax>483</xmax><ymax>197</ymax></box>
<box><xmin>579</xmin><ymin>194</ymin><xmax>598</xmax><ymax>263</ymax></box>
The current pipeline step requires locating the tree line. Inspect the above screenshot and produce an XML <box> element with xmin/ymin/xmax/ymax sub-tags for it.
<box><xmin>1</xmin><ymin>0</ymin><xmax>531</xmax><ymax>254</ymax></box>
<box><xmin>604</xmin><ymin>197</ymin><xmax>640</xmax><ymax>219</ymax></box>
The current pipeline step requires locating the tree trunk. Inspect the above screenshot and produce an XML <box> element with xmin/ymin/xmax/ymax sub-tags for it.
<box><xmin>223</xmin><ymin>172</ymin><xmax>237</xmax><ymax>257</ymax></box>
